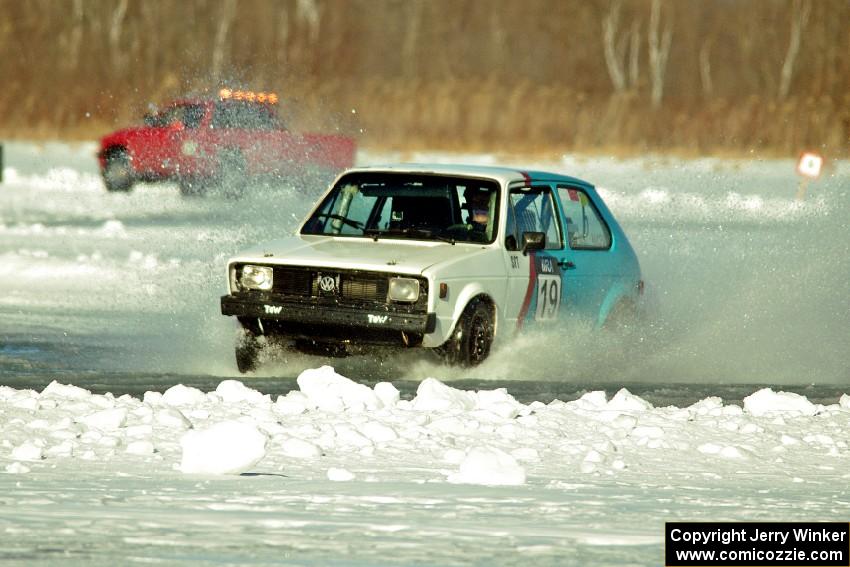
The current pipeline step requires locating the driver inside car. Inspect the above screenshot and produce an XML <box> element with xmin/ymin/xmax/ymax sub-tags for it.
<box><xmin>462</xmin><ymin>186</ymin><xmax>494</xmax><ymax>241</ymax></box>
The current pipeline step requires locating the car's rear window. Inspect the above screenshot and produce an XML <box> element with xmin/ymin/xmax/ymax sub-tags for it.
<box><xmin>212</xmin><ymin>101</ymin><xmax>281</xmax><ymax>129</ymax></box>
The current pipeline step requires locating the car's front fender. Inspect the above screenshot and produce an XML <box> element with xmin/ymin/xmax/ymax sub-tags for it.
<box><xmin>424</xmin><ymin>280</ymin><xmax>500</xmax><ymax>348</ymax></box>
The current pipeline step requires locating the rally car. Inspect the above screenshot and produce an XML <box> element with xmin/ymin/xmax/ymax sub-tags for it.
<box><xmin>97</xmin><ymin>88</ymin><xmax>356</xmax><ymax>196</ymax></box>
<box><xmin>220</xmin><ymin>164</ymin><xmax>643</xmax><ymax>372</ymax></box>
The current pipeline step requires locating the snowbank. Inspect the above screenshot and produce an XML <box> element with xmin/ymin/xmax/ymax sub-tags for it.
<box><xmin>1</xmin><ymin>368</ymin><xmax>848</xmax><ymax>487</ymax></box>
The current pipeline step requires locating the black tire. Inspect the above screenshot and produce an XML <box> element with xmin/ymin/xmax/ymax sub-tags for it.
<box><xmin>235</xmin><ymin>328</ymin><xmax>261</xmax><ymax>374</ymax></box>
<box><xmin>216</xmin><ymin>149</ymin><xmax>247</xmax><ymax>199</ymax></box>
<box><xmin>178</xmin><ymin>177</ymin><xmax>208</xmax><ymax>197</ymax></box>
<box><xmin>294</xmin><ymin>339</ymin><xmax>348</xmax><ymax>358</ymax></box>
<box><xmin>438</xmin><ymin>299</ymin><xmax>494</xmax><ymax>367</ymax></box>
<box><xmin>102</xmin><ymin>149</ymin><xmax>134</xmax><ymax>193</ymax></box>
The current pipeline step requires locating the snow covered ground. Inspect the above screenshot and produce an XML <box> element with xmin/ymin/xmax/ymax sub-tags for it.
<box><xmin>1</xmin><ymin>142</ymin><xmax>848</xmax><ymax>565</ymax></box>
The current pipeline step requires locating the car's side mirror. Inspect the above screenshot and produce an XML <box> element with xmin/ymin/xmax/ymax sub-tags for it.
<box><xmin>521</xmin><ymin>232</ymin><xmax>546</xmax><ymax>254</ymax></box>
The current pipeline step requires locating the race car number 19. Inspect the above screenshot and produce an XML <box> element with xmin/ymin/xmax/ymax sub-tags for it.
<box><xmin>535</xmin><ymin>275</ymin><xmax>561</xmax><ymax>321</ymax></box>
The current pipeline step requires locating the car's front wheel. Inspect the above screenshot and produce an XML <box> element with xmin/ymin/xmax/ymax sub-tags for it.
<box><xmin>234</xmin><ymin>328</ymin><xmax>261</xmax><ymax>374</ymax></box>
<box><xmin>102</xmin><ymin>149</ymin><xmax>135</xmax><ymax>193</ymax></box>
<box><xmin>438</xmin><ymin>299</ymin><xmax>494</xmax><ymax>367</ymax></box>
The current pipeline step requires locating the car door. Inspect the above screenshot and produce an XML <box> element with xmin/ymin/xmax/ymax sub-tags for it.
<box><xmin>132</xmin><ymin>105</ymin><xmax>178</xmax><ymax>174</ymax></box>
<box><xmin>552</xmin><ymin>184</ymin><xmax>615</xmax><ymax>323</ymax></box>
<box><xmin>501</xmin><ymin>184</ymin><xmax>566</xmax><ymax>330</ymax></box>
<box><xmin>135</xmin><ymin>104</ymin><xmax>200</xmax><ymax>177</ymax></box>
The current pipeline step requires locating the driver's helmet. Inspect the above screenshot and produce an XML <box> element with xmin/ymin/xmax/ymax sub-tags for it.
<box><xmin>464</xmin><ymin>187</ymin><xmax>492</xmax><ymax>222</ymax></box>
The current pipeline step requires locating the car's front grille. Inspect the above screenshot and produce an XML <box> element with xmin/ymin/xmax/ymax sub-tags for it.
<box><xmin>341</xmin><ymin>273</ymin><xmax>389</xmax><ymax>302</ymax></box>
<box><xmin>272</xmin><ymin>267</ymin><xmax>312</xmax><ymax>296</ymax></box>
<box><xmin>237</xmin><ymin>264</ymin><xmax>427</xmax><ymax>312</ymax></box>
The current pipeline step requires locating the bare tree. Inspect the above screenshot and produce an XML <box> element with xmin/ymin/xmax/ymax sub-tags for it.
<box><xmin>64</xmin><ymin>0</ymin><xmax>84</xmax><ymax>72</ymax></box>
<box><xmin>628</xmin><ymin>19</ymin><xmax>641</xmax><ymax>89</ymax></box>
<box><xmin>403</xmin><ymin>0</ymin><xmax>425</xmax><ymax>78</ymax></box>
<box><xmin>647</xmin><ymin>0</ymin><xmax>672</xmax><ymax>108</ymax></box>
<box><xmin>602</xmin><ymin>0</ymin><xmax>641</xmax><ymax>92</ymax></box>
<box><xmin>602</xmin><ymin>0</ymin><xmax>627</xmax><ymax>92</ymax></box>
<box><xmin>489</xmin><ymin>8</ymin><xmax>507</xmax><ymax>79</ymax></box>
<box><xmin>297</xmin><ymin>0</ymin><xmax>321</xmax><ymax>44</ymax></box>
<box><xmin>778</xmin><ymin>0</ymin><xmax>811</xmax><ymax>100</ymax></box>
<box><xmin>277</xmin><ymin>5</ymin><xmax>290</xmax><ymax>67</ymax></box>
<box><xmin>699</xmin><ymin>39</ymin><xmax>713</xmax><ymax>98</ymax></box>
<box><xmin>211</xmin><ymin>0</ymin><xmax>238</xmax><ymax>78</ymax></box>
<box><xmin>108</xmin><ymin>0</ymin><xmax>129</xmax><ymax>74</ymax></box>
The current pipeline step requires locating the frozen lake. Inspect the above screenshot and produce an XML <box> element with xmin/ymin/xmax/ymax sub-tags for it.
<box><xmin>0</xmin><ymin>142</ymin><xmax>848</xmax><ymax>565</ymax></box>
<box><xmin>1</xmin><ymin>143</ymin><xmax>847</xmax><ymax>385</ymax></box>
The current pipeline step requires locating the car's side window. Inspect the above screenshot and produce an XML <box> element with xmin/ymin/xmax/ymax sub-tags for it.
<box><xmin>556</xmin><ymin>186</ymin><xmax>612</xmax><ymax>250</ymax></box>
<box><xmin>182</xmin><ymin>105</ymin><xmax>205</xmax><ymax>129</ymax></box>
<box><xmin>507</xmin><ymin>187</ymin><xmax>562</xmax><ymax>250</ymax></box>
<box><xmin>158</xmin><ymin>106</ymin><xmax>184</xmax><ymax>127</ymax></box>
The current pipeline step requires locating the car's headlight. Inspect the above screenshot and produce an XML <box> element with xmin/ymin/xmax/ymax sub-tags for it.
<box><xmin>388</xmin><ymin>277</ymin><xmax>420</xmax><ymax>303</ymax></box>
<box><xmin>239</xmin><ymin>265</ymin><xmax>273</xmax><ymax>291</ymax></box>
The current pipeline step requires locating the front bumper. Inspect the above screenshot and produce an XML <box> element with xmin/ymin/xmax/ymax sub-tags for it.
<box><xmin>221</xmin><ymin>294</ymin><xmax>437</xmax><ymax>335</ymax></box>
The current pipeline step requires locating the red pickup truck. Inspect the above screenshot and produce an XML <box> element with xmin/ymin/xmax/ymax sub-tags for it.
<box><xmin>97</xmin><ymin>89</ymin><xmax>356</xmax><ymax>196</ymax></box>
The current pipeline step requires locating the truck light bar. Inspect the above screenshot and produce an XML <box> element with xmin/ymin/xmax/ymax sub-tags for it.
<box><xmin>219</xmin><ymin>88</ymin><xmax>278</xmax><ymax>104</ymax></box>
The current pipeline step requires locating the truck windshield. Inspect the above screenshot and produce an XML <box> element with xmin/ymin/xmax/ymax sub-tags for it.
<box><xmin>301</xmin><ymin>173</ymin><xmax>500</xmax><ymax>244</ymax></box>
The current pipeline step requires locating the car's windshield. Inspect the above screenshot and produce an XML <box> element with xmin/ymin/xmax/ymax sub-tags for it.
<box><xmin>301</xmin><ymin>173</ymin><xmax>500</xmax><ymax>244</ymax></box>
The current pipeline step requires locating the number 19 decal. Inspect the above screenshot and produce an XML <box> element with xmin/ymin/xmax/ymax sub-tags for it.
<box><xmin>535</xmin><ymin>275</ymin><xmax>561</xmax><ymax>321</ymax></box>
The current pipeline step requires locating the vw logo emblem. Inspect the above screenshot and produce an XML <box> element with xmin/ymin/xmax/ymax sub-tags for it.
<box><xmin>318</xmin><ymin>275</ymin><xmax>336</xmax><ymax>292</ymax></box>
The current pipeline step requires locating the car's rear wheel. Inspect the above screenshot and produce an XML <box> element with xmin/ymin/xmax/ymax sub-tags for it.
<box><xmin>439</xmin><ymin>299</ymin><xmax>494</xmax><ymax>367</ymax></box>
<box><xmin>603</xmin><ymin>299</ymin><xmax>639</xmax><ymax>333</ymax></box>
<box><xmin>102</xmin><ymin>149</ymin><xmax>134</xmax><ymax>193</ymax></box>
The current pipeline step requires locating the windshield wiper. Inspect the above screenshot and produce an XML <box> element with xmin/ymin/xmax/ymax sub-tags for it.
<box><xmin>431</xmin><ymin>232</ymin><xmax>457</xmax><ymax>245</ymax></box>
<box><xmin>362</xmin><ymin>227</ymin><xmax>456</xmax><ymax>244</ymax></box>
<box><xmin>363</xmin><ymin>227</ymin><xmax>385</xmax><ymax>241</ymax></box>
<box><xmin>313</xmin><ymin>213</ymin><xmax>363</xmax><ymax>230</ymax></box>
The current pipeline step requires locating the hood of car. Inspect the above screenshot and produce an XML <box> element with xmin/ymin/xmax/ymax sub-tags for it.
<box><xmin>99</xmin><ymin>126</ymin><xmax>149</xmax><ymax>147</ymax></box>
<box><xmin>231</xmin><ymin>235</ymin><xmax>490</xmax><ymax>274</ymax></box>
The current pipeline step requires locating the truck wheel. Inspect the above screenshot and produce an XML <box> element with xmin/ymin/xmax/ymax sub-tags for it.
<box><xmin>235</xmin><ymin>328</ymin><xmax>261</xmax><ymax>374</ymax></box>
<box><xmin>178</xmin><ymin>178</ymin><xmax>207</xmax><ymax>197</ymax></box>
<box><xmin>217</xmin><ymin>149</ymin><xmax>247</xmax><ymax>199</ymax></box>
<box><xmin>439</xmin><ymin>299</ymin><xmax>494</xmax><ymax>367</ymax></box>
<box><xmin>102</xmin><ymin>149</ymin><xmax>134</xmax><ymax>193</ymax></box>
